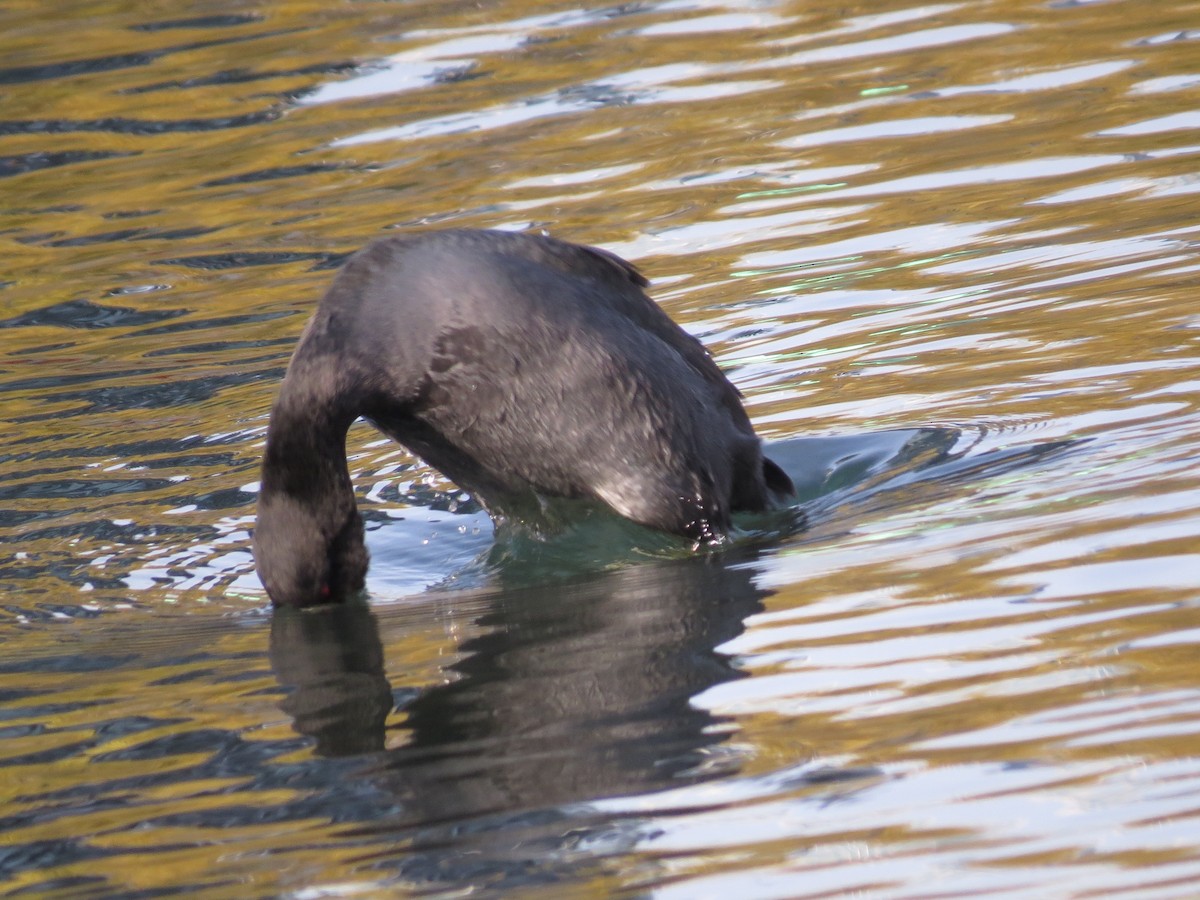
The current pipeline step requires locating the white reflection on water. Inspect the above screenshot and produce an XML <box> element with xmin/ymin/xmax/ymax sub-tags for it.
<box><xmin>784</xmin><ymin>115</ymin><xmax>1012</xmax><ymax>148</ymax></box>
<box><xmin>332</xmin><ymin>70</ymin><xmax>781</xmax><ymax>146</ymax></box>
<box><xmin>932</xmin><ymin>59</ymin><xmax>1137</xmax><ymax>96</ymax></box>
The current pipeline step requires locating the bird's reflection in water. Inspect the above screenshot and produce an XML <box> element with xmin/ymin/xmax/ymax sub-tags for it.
<box><xmin>269</xmin><ymin>600</ymin><xmax>395</xmax><ymax>758</ymax></box>
<box><xmin>269</xmin><ymin>551</ymin><xmax>770</xmax><ymax>891</ymax></box>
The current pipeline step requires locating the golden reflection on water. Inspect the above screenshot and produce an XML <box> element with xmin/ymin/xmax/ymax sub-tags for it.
<box><xmin>1</xmin><ymin>0</ymin><xmax>1199</xmax><ymax>896</ymax></box>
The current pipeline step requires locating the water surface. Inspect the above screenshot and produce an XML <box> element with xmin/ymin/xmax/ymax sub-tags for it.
<box><xmin>2</xmin><ymin>0</ymin><xmax>1199</xmax><ymax>896</ymax></box>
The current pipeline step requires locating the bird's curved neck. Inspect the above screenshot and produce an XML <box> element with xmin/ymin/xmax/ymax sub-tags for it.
<box><xmin>256</xmin><ymin>365</ymin><xmax>369</xmax><ymax>605</ymax></box>
<box><xmin>261</xmin><ymin>372</ymin><xmax>357</xmax><ymax>508</ymax></box>
<box><xmin>260</xmin><ymin>362</ymin><xmax>367</xmax><ymax>571</ymax></box>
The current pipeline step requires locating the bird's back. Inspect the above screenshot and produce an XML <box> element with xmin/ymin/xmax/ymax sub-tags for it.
<box><xmin>291</xmin><ymin>229</ymin><xmax>786</xmax><ymax>539</ymax></box>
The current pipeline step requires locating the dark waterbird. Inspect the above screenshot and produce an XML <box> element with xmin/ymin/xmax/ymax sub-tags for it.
<box><xmin>254</xmin><ymin>229</ymin><xmax>795</xmax><ymax>607</ymax></box>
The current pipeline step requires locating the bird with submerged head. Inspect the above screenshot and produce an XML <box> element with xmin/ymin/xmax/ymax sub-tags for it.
<box><xmin>253</xmin><ymin>229</ymin><xmax>795</xmax><ymax>607</ymax></box>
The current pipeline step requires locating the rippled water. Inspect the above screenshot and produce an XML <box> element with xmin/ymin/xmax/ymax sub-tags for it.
<box><xmin>3</xmin><ymin>0</ymin><xmax>1199</xmax><ymax>896</ymax></box>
